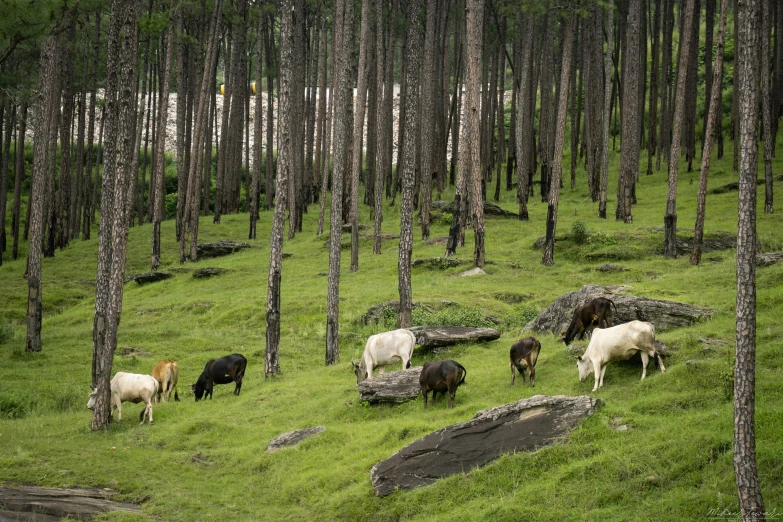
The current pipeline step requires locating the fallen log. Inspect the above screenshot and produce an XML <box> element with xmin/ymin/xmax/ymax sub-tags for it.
<box><xmin>124</xmin><ymin>271</ymin><xmax>173</xmax><ymax>285</ymax></box>
<box><xmin>358</xmin><ymin>367</ymin><xmax>423</xmax><ymax>404</ymax></box>
<box><xmin>370</xmin><ymin>395</ymin><xmax>601</xmax><ymax>496</ymax></box>
<box><xmin>409</xmin><ymin>326</ymin><xmax>501</xmax><ymax>348</ymax></box>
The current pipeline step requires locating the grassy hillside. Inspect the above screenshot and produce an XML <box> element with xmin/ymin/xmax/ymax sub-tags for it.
<box><xmin>1</xmin><ymin>147</ymin><xmax>782</xmax><ymax>521</ymax></box>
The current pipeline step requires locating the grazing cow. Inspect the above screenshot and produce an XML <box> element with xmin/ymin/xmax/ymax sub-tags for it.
<box><xmin>86</xmin><ymin>372</ymin><xmax>159</xmax><ymax>425</ymax></box>
<box><xmin>352</xmin><ymin>329</ymin><xmax>416</xmax><ymax>384</ymax></box>
<box><xmin>420</xmin><ymin>360</ymin><xmax>467</xmax><ymax>409</ymax></box>
<box><xmin>191</xmin><ymin>354</ymin><xmax>247</xmax><ymax>401</ymax></box>
<box><xmin>561</xmin><ymin>297</ymin><xmax>617</xmax><ymax>345</ymax></box>
<box><xmin>151</xmin><ymin>360</ymin><xmax>180</xmax><ymax>403</ymax></box>
<box><xmin>576</xmin><ymin>320</ymin><xmax>666</xmax><ymax>392</ymax></box>
<box><xmin>510</xmin><ymin>337</ymin><xmax>542</xmax><ymax>387</ymax></box>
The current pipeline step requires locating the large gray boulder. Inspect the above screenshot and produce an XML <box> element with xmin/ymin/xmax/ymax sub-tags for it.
<box><xmin>358</xmin><ymin>367</ymin><xmax>423</xmax><ymax>404</ymax></box>
<box><xmin>409</xmin><ymin>326</ymin><xmax>501</xmax><ymax>347</ymax></box>
<box><xmin>524</xmin><ymin>285</ymin><xmax>714</xmax><ymax>334</ymax></box>
<box><xmin>370</xmin><ymin>395</ymin><xmax>600</xmax><ymax>496</ymax></box>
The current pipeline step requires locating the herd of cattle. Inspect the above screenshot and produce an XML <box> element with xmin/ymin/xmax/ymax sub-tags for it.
<box><xmin>86</xmin><ymin>297</ymin><xmax>666</xmax><ymax>423</ymax></box>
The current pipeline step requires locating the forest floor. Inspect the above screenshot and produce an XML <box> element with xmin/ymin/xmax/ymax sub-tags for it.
<box><xmin>1</xmin><ymin>146</ymin><xmax>782</xmax><ymax>521</ymax></box>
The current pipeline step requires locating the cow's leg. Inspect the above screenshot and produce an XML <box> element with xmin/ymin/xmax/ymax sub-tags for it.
<box><xmin>448</xmin><ymin>386</ymin><xmax>456</xmax><ymax>408</ymax></box>
<box><xmin>656</xmin><ymin>352</ymin><xmax>666</xmax><ymax>373</ymax></box>
<box><xmin>378</xmin><ymin>366</ymin><xmax>386</xmax><ymax>375</ymax></box>
<box><xmin>112</xmin><ymin>395</ymin><xmax>123</xmax><ymax>421</ymax></box>
<box><xmin>592</xmin><ymin>362</ymin><xmax>602</xmax><ymax>391</ymax></box>
<box><xmin>530</xmin><ymin>365</ymin><xmax>536</xmax><ymax>388</ymax></box>
<box><xmin>422</xmin><ymin>387</ymin><xmax>429</xmax><ymax>409</ymax></box>
<box><xmin>521</xmin><ymin>366</ymin><xmax>527</xmax><ymax>384</ymax></box>
<box><xmin>235</xmin><ymin>375</ymin><xmax>243</xmax><ymax>396</ymax></box>
<box><xmin>510</xmin><ymin>362</ymin><xmax>515</xmax><ymax>386</ymax></box>
<box><xmin>147</xmin><ymin>399</ymin><xmax>153</xmax><ymax>424</ymax></box>
<box><xmin>640</xmin><ymin>351</ymin><xmax>649</xmax><ymax>380</ymax></box>
<box><xmin>599</xmin><ymin>364</ymin><xmax>608</xmax><ymax>388</ymax></box>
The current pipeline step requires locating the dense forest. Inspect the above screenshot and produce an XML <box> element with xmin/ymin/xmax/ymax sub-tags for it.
<box><xmin>0</xmin><ymin>0</ymin><xmax>780</xmax><ymax>518</ymax></box>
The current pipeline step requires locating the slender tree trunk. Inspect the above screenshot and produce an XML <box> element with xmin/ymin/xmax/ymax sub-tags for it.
<box><xmin>326</xmin><ymin>0</ymin><xmax>354</xmax><ymax>366</ymax></box>
<box><xmin>175</xmin><ymin>10</ymin><xmax>188</xmax><ymax>240</ymax></box>
<box><xmin>494</xmin><ymin>30</ymin><xmax>506</xmax><ymax>203</ymax></box>
<box><xmin>27</xmin><ymin>37</ymin><xmax>59</xmax><ymax>352</ymax></box>
<box><xmin>314</xmin><ymin>18</ymin><xmax>328</xmax><ymax>205</ymax></box>
<box><xmin>761</xmin><ymin>0</ymin><xmax>774</xmax><ymax>214</ymax></box>
<box><xmin>542</xmin><ymin>11</ymin><xmax>575</xmax><ymax>266</ymax></box>
<box><xmin>657</xmin><ymin>0</ymin><xmax>673</xmax><ymax>171</ymax></box>
<box><xmin>250</xmin><ymin>10</ymin><xmax>264</xmax><ymax>239</ymax></box>
<box><xmin>373</xmin><ymin>0</ymin><xmax>387</xmax><ymax>254</ymax></box>
<box><xmin>703</xmin><ymin>0</ymin><xmax>716</xmax><ymax>147</ymax></box>
<box><xmin>465</xmin><ymin>0</ymin><xmax>485</xmax><ymax>267</ymax></box>
<box><xmin>72</xmin><ymin>31</ymin><xmax>89</xmax><ymax>240</ymax></box>
<box><xmin>734</xmin><ymin>0</ymin><xmax>765</xmax><ymax>514</ymax></box>
<box><xmin>616</xmin><ymin>0</ymin><xmax>643</xmax><ymax>223</ymax></box>
<box><xmin>398</xmin><ymin>0</ymin><xmax>422</xmax><ymax>328</ymax></box>
<box><xmin>92</xmin><ymin>0</ymin><xmax>140</xmax><ymax>430</ymax></box>
<box><xmin>647</xmin><ymin>0</ymin><xmax>661</xmax><ymax>175</ymax></box>
<box><xmin>265</xmin><ymin>15</ymin><xmax>275</xmax><ymax>212</ymax></box>
<box><xmin>515</xmin><ymin>15</ymin><xmax>535</xmax><ymax>222</ymax></box>
<box><xmin>664</xmin><ymin>0</ymin><xmax>696</xmax><ymax>258</ymax></box>
<box><xmin>0</xmin><ymin>104</ymin><xmax>13</xmax><ymax>262</ymax></box>
<box><xmin>419</xmin><ymin>0</ymin><xmax>438</xmax><ymax>240</ymax></box>
<box><xmin>599</xmin><ymin>0</ymin><xmax>614</xmax><ymax>219</ymax></box>
<box><xmin>692</xmin><ymin>0</ymin><xmax>728</xmax><ymax>265</ymax></box>
<box><xmin>350</xmin><ymin>0</ymin><xmax>373</xmax><ymax>271</ymax></box>
<box><xmin>12</xmin><ymin>104</ymin><xmax>27</xmax><ymax>260</ymax></box>
<box><xmin>180</xmin><ymin>0</ymin><xmax>223</xmax><ymax>263</ymax></box>
<box><xmin>152</xmin><ymin>21</ymin><xmax>175</xmax><ymax>271</ymax></box>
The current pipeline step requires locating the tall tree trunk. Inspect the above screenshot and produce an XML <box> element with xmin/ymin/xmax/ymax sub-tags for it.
<box><xmin>683</xmin><ymin>0</ymin><xmax>701</xmax><ymax>173</ymax></box>
<box><xmin>761</xmin><ymin>0</ymin><xmax>774</xmax><ymax>213</ymax></box>
<box><xmin>692</xmin><ymin>0</ymin><xmax>728</xmax><ymax>266</ymax></box>
<box><xmin>419</xmin><ymin>0</ymin><xmax>438</xmax><ymax>240</ymax></box>
<box><xmin>152</xmin><ymin>20</ymin><xmax>175</xmax><ymax>271</ymax></box>
<box><xmin>734</xmin><ymin>0</ymin><xmax>765</xmax><ymax>514</ymax></box>
<box><xmin>0</xmin><ymin>103</ymin><xmax>13</xmax><ymax>262</ymax></box>
<box><xmin>175</xmin><ymin>10</ymin><xmax>188</xmax><ymax>240</ymax></box>
<box><xmin>398</xmin><ymin>0</ymin><xmax>422</xmax><ymax>328</ymax></box>
<box><xmin>663</xmin><ymin>0</ymin><xmax>696</xmax><ymax>258</ymax></box>
<box><xmin>599</xmin><ymin>0</ymin><xmax>614</xmax><ymax>219</ymax></box>
<box><xmin>27</xmin><ymin>37</ymin><xmax>59</xmax><ymax>352</ymax></box>
<box><xmin>350</xmin><ymin>0</ymin><xmax>373</xmax><ymax>271</ymax></box>
<box><xmin>55</xmin><ymin>16</ymin><xmax>76</xmax><ymax>251</ymax></box>
<box><xmin>326</xmin><ymin>0</ymin><xmax>354</xmax><ymax>366</ymax></box>
<box><xmin>373</xmin><ymin>0</ymin><xmax>387</xmax><ymax>254</ymax></box>
<box><xmin>542</xmin><ymin>11</ymin><xmax>575</xmax><ymax>266</ymax></box>
<box><xmin>180</xmin><ymin>0</ymin><xmax>223</xmax><ymax>263</ymax></box>
<box><xmin>250</xmin><ymin>9</ymin><xmax>264</xmax><ymax>239</ymax></box>
<box><xmin>465</xmin><ymin>0</ymin><xmax>485</xmax><ymax>267</ymax></box>
<box><xmin>91</xmin><ymin>0</ymin><xmax>140</xmax><ymax>430</ymax></box>
<box><xmin>494</xmin><ymin>28</ymin><xmax>506</xmax><ymax>203</ymax></box>
<box><xmin>12</xmin><ymin>104</ymin><xmax>27</xmax><ymax>260</ymax></box>
<box><xmin>702</xmin><ymin>0</ymin><xmax>716</xmax><ymax>147</ymax></box>
<box><xmin>616</xmin><ymin>0</ymin><xmax>642</xmax><ymax>223</ymax></box>
<box><xmin>514</xmin><ymin>15</ymin><xmax>535</xmax><ymax>222</ymax></box>
<box><xmin>265</xmin><ymin>15</ymin><xmax>275</xmax><ymax>212</ymax></box>
<box><xmin>646</xmin><ymin>0</ymin><xmax>661</xmax><ymax>175</ymax></box>
<box><xmin>314</xmin><ymin>18</ymin><xmax>328</xmax><ymax>206</ymax></box>
<box><xmin>656</xmin><ymin>0</ymin><xmax>673</xmax><ymax>171</ymax></box>
<box><xmin>72</xmin><ymin>30</ymin><xmax>89</xmax><ymax>240</ymax></box>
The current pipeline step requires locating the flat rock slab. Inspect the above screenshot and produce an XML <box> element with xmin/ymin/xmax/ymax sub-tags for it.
<box><xmin>0</xmin><ymin>486</ymin><xmax>143</xmax><ymax>521</ymax></box>
<box><xmin>409</xmin><ymin>326</ymin><xmax>501</xmax><ymax>348</ymax></box>
<box><xmin>673</xmin><ymin>235</ymin><xmax>736</xmax><ymax>255</ymax></box>
<box><xmin>524</xmin><ymin>285</ymin><xmax>714</xmax><ymax>334</ymax></box>
<box><xmin>412</xmin><ymin>257</ymin><xmax>472</xmax><ymax>269</ymax></box>
<box><xmin>124</xmin><ymin>271</ymin><xmax>173</xmax><ymax>285</ymax></box>
<box><xmin>370</xmin><ymin>394</ymin><xmax>600</xmax><ymax>496</ymax></box>
<box><xmin>457</xmin><ymin>267</ymin><xmax>486</xmax><ymax>277</ymax></box>
<box><xmin>192</xmin><ymin>267</ymin><xmax>228</xmax><ymax>279</ymax></box>
<box><xmin>432</xmin><ymin>200</ymin><xmax>516</xmax><ymax>218</ymax></box>
<box><xmin>597</xmin><ymin>264</ymin><xmax>629</xmax><ymax>272</ymax></box>
<box><xmin>196</xmin><ymin>241</ymin><xmax>251</xmax><ymax>259</ymax></box>
<box><xmin>267</xmin><ymin>426</ymin><xmax>326</xmax><ymax>453</ymax></box>
<box><xmin>359</xmin><ymin>367</ymin><xmax>423</xmax><ymax>404</ymax></box>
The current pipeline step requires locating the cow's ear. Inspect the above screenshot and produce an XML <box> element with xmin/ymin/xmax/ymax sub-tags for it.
<box><xmin>576</xmin><ymin>356</ymin><xmax>582</xmax><ymax>361</ymax></box>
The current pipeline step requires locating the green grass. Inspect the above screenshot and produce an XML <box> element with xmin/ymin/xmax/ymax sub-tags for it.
<box><xmin>1</xmin><ymin>143</ymin><xmax>782</xmax><ymax>521</ymax></box>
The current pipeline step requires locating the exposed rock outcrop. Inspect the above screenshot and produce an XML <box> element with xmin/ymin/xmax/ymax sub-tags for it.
<box><xmin>409</xmin><ymin>326</ymin><xmax>501</xmax><ymax>348</ymax></box>
<box><xmin>267</xmin><ymin>427</ymin><xmax>327</xmax><ymax>453</ymax></box>
<box><xmin>358</xmin><ymin>367</ymin><xmax>423</xmax><ymax>404</ymax></box>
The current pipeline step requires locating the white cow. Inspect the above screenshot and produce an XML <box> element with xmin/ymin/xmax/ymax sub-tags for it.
<box><xmin>576</xmin><ymin>320</ymin><xmax>666</xmax><ymax>392</ymax></box>
<box><xmin>352</xmin><ymin>329</ymin><xmax>416</xmax><ymax>384</ymax></box>
<box><xmin>87</xmin><ymin>372</ymin><xmax>159</xmax><ymax>425</ymax></box>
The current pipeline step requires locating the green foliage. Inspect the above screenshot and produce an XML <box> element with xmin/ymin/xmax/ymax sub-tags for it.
<box><xmin>165</xmin><ymin>192</ymin><xmax>178</xmax><ymax>219</ymax></box>
<box><xmin>571</xmin><ymin>219</ymin><xmax>589</xmax><ymax>245</ymax></box>
<box><xmin>501</xmin><ymin>303</ymin><xmax>540</xmax><ymax>331</ymax></box>
<box><xmin>0</xmin><ymin>392</ymin><xmax>35</xmax><ymax>419</ymax></box>
<box><xmin>587</xmin><ymin>231</ymin><xmax>619</xmax><ymax>246</ymax></box>
<box><xmin>437</xmin><ymin>210</ymin><xmax>454</xmax><ymax>226</ymax></box>
<box><xmin>411</xmin><ymin>306</ymin><xmax>496</xmax><ymax>329</ymax></box>
<box><xmin>0</xmin><ymin>320</ymin><xmax>13</xmax><ymax>344</ymax></box>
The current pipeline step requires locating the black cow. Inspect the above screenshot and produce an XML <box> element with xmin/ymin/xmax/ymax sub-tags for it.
<box><xmin>561</xmin><ymin>297</ymin><xmax>616</xmax><ymax>345</ymax></box>
<box><xmin>191</xmin><ymin>354</ymin><xmax>247</xmax><ymax>401</ymax></box>
<box><xmin>510</xmin><ymin>337</ymin><xmax>542</xmax><ymax>387</ymax></box>
<box><xmin>419</xmin><ymin>360</ymin><xmax>467</xmax><ymax>409</ymax></box>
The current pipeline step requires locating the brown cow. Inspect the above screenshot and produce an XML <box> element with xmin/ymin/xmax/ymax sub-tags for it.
<box><xmin>151</xmin><ymin>360</ymin><xmax>180</xmax><ymax>403</ymax></box>
<box><xmin>510</xmin><ymin>337</ymin><xmax>542</xmax><ymax>387</ymax></box>
<box><xmin>419</xmin><ymin>360</ymin><xmax>467</xmax><ymax>409</ymax></box>
<box><xmin>561</xmin><ymin>297</ymin><xmax>616</xmax><ymax>345</ymax></box>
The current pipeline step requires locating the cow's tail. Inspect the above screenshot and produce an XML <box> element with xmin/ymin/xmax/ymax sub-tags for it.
<box><xmin>406</xmin><ymin>329</ymin><xmax>416</xmax><ymax>369</ymax></box>
<box><xmin>456</xmin><ymin>362</ymin><xmax>467</xmax><ymax>385</ymax></box>
<box><xmin>608</xmin><ymin>298</ymin><xmax>617</xmax><ymax>315</ymax></box>
<box><xmin>406</xmin><ymin>359</ymin><xmax>412</xmax><ymax>369</ymax></box>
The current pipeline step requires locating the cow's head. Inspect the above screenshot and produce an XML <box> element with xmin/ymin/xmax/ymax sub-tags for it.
<box><xmin>351</xmin><ymin>359</ymin><xmax>366</xmax><ymax>385</ymax></box>
<box><xmin>575</xmin><ymin>355</ymin><xmax>592</xmax><ymax>382</ymax></box>
<box><xmin>86</xmin><ymin>387</ymin><xmax>98</xmax><ymax>410</ymax></box>
<box><xmin>191</xmin><ymin>382</ymin><xmax>205</xmax><ymax>402</ymax></box>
